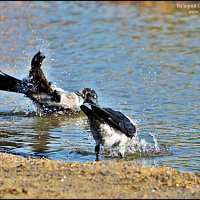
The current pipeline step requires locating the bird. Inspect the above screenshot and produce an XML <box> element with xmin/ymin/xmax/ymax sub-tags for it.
<box><xmin>80</xmin><ymin>101</ymin><xmax>137</xmax><ymax>161</ymax></box>
<box><xmin>0</xmin><ymin>51</ymin><xmax>98</xmax><ymax>115</ymax></box>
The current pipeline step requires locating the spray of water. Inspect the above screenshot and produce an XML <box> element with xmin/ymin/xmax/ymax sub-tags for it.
<box><xmin>107</xmin><ymin>131</ymin><xmax>170</xmax><ymax>159</ymax></box>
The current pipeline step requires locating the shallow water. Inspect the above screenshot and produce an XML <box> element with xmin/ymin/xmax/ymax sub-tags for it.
<box><xmin>0</xmin><ymin>1</ymin><xmax>199</xmax><ymax>172</ymax></box>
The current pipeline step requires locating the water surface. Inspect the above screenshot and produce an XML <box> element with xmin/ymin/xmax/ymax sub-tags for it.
<box><xmin>0</xmin><ymin>1</ymin><xmax>199</xmax><ymax>172</ymax></box>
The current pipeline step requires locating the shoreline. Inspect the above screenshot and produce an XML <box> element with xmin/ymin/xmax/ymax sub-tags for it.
<box><xmin>0</xmin><ymin>152</ymin><xmax>199</xmax><ymax>199</ymax></box>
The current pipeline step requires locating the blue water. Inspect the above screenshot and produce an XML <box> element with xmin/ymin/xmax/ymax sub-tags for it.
<box><xmin>0</xmin><ymin>1</ymin><xmax>199</xmax><ymax>172</ymax></box>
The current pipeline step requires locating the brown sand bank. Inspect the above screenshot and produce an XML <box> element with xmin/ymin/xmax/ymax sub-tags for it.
<box><xmin>0</xmin><ymin>152</ymin><xmax>199</xmax><ymax>199</ymax></box>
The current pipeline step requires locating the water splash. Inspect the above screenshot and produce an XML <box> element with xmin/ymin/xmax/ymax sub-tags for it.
<box><xmin>149</xmin><ymin>133</ymin><xmax>159</xmax><ymax>151</ymax></box>
<box><xmin>107</xmin><ymin>133</ymin><xmax>171</xmax><ymax>159</ymax></box>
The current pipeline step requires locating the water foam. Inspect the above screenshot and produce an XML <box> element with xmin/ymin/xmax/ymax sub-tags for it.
<box><xmin>107</xmin><ymin>132</ymin><xmax>170</xmax><ymax>159</ymax></box>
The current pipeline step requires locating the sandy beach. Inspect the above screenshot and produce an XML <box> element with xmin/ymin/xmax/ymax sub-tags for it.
<box><xmin>0</xmin><ymin>152</ymin><xmax>199</xmax><ymax>199</ymax></box>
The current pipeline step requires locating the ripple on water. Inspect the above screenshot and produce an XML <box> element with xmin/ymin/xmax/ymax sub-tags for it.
<box><xmin>0</xmin><ymin>1</ymin><xmax>199</xmax><ymax>172</ymax></box>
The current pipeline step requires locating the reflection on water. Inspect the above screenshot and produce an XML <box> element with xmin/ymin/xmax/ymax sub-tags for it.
<box><xmin>0</xmin><ymin>1</ymin><xmax>199</xmax><ymax>172</ymax></box>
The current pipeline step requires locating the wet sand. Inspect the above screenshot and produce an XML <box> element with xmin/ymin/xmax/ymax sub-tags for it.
<box><xmin>0</xmin><ymin>153</ymin><xmax>199</xmax><ymax>199</ymax></box>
